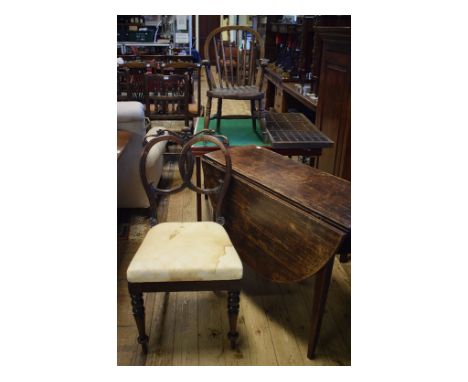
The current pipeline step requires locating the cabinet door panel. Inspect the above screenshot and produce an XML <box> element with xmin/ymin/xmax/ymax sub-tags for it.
<box><xmin>316</xmin><ymin>49</ymin><xmax>350</xmax><ymax>179</ymax></box>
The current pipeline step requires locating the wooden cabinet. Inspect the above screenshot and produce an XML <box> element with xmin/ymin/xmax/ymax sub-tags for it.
<box><xmin>198</xmin><ymin>15</ymin><xmax>221</xmax><ymax>60</ymax></box>
<box><xmin>274</xmin><ymin>86</ymin><xmax>285</xmax><ymax>112</ymax></box>
<box><xmin>315</xmin><ymin>27</ymin><xmax>351</xmax><ymax>181</ymax></box>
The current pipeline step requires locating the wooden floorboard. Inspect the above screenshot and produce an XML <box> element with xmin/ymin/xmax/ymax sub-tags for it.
<box><xmin>277</xmin><ymin>282</ymin><xmax>335</xmax><ymax>365</ymax></box>
<box><xmin>237</xmin><ymin>290</ymin><xmax>277</xmax><ymax>365</ymax></box>
<box><xmin>258</xmin><ymin>278</ymin><xmax>306</xmax><ymax>365</ymax></box>
<box><xmin>172</xmin><ymin>291</ymin><xmax>199</xmax><ymax>365</ymax></box>
<box><xmin>146</xmin><ymin>291</ymin><xmax>177</xmax><ymax>366</ymax></box>
<box><xmin>197</xmin><ymin>291</ymin><xmax>227</xmax><ymax>365</ymax></box>
<box><xmin>117</xmin><ymin>70</ymin><xmax>351</xmax><ymax>366</ymax></box>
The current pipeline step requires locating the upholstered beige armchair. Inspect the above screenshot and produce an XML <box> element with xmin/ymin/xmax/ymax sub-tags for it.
<box><xmin>117</xmin><ymin>101</ymin><xmax>167</xmax><ymax>208</ymax></box>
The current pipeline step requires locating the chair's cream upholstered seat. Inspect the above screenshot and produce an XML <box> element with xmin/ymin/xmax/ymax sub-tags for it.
<box><xmin>127</xmin><ymin>222</ymin><xmax>243</xmax><ymax>283</ymax></box>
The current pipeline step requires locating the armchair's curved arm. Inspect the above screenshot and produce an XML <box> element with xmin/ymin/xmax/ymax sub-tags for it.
<box><xmin>202</xmin><ymin>59</ymin><xmax>215</xmax><ymax>90</ymax></box>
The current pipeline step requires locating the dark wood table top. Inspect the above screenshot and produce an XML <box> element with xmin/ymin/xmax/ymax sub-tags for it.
<box><xmin>204</xmin><ymin>145</ymin><xmax>350</xmax><ymax>232</ymax></box>
<box><xmin>117</xmin><ymin>130</ymin><xmax>134</xmax><ymax>160</ymax></box>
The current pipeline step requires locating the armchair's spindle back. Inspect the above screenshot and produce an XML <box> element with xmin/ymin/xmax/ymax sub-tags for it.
<box><xmin>204</xmin><ymin>26</ymin><xmax>265</xmax><ymax>90</ymax></box>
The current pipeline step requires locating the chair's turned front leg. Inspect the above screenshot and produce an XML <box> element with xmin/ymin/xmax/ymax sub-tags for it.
<box><xmin>130</xmin><ymin>292</ymin><xmax>149</xmax><ymax>354</ymax></box>
<box><xmin>204</xmin><ymin>96</ymin><xmax>212</xmax><ymax>131</ymax></box>
<box><xmin>227</xmin><ymin>290</ymin><xmax>240</xmax><ymax>349</ymax></box>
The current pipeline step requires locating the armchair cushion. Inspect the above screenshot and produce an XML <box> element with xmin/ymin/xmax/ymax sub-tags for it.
<box><xmin>117</xmin><ymin>102</ymin><xmax>167</xmax><ymax>208</ymax></box>
<box><xmin>117</xmin><ymin>101</ymin><xmax>146</xmax><ymax>135</ymax></box>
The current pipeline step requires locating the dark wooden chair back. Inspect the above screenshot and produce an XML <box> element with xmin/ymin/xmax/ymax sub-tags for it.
<box><xmin>203</xmin><ymin>25</ymin><xmax>265</xmax><ymax>90</ymax></box>
<box><xmin>140</xmin><ymin>130</ymin><xmax>231</xmax><ymax>225</ymax></box>
<box><xmin>116</xmin><ymin>66</ymin><xmax>146</xmax><ymax>103</ymax></box>
<box><xmin>117</xmin><ymin>70</ymin><xmax>129</xmax><ymax>101</ymax></box>
<box><xmin>160</xmin><ymin>63</ymin><xmax>202</xmax><ymax>117</ymax></box>
<box><xmin>117</xmin><ymin>68</ymin><xmax>146</xmax><ymax>103</ymax></box>
<box><xmin>128</xmin><ymin>73</ymin><xmax>146</xmax><ymax>103</ymax></box>
<box><xmin>144</xmin><ymin>73</ymin><xmax>190</xmax><ymax>125</ymax></box>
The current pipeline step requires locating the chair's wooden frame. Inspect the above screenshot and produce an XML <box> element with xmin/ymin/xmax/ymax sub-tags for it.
<box><xmin>117</xmin><ymin>64</ymin><xmax>202</xmax><ymax>126</ymax></box>
<box><xmin>144</xmin><ymin>73</ymin><xmax>191</xmax><ymax>126</ymax></box>
<box><xmin>202</xmin><ymin>25</ymin><xmax>268</xmax><ymax>133</ymax></box>
<box><xmin>117</xmin><ymin>67</ymin><xmax>146</xmax><ymax>104</ymax></box>
<box><xmin>128</xmin><ymin>130</ymin><xmax>241</xmax><ymax>354</ymax></box>
<box><xmin>160</xmin><ymin>63</ymin><xmax>203</xmax><ymax>120</ymax></box>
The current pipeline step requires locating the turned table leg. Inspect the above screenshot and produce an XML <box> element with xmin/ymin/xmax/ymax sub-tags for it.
<box><xmin>307</xmin><ymin>256</ymin><xmax>334</xmax><ymax>359</ymax></box>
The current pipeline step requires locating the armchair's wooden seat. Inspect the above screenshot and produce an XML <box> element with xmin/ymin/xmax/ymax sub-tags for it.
<box><xmin>207</xmin><ymin>85</ymin><xmax>264</xmax><ymax>100</ymax></box>
<box><xmin>127</xmin><ymin>222</ymin><xmax>243</xmax><ymax>283</ymax></box>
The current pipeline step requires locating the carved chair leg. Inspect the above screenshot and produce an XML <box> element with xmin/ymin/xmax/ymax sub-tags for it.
<box><xmin>216</xmin><ymin>98</ymin><xmax>222</xmax><ymax>132</ymax></box>
<box><xmin>227</xmin><ymin>290</ymin><xmax>240</xmax><ymax>349</ymax></box>
<box><xmin>130</xmin><ymin>292</ymin><xmax>149</xmax><ymax>354</ymax></box>
<box><xmin>250</xmin><ymin>100</ymin><xmax>257</xmax><ymax>132</ymax></box>
<box><xmin>204</xmin><ymin>96</ymin><xmax>212</xmax><ymax>130</ymax></box>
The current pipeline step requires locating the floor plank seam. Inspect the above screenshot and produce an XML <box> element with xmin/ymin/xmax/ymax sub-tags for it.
<box><xmin>258</xmin><ymin>293</ymin><xmax>280</xmax><ymax>365</ymax></box>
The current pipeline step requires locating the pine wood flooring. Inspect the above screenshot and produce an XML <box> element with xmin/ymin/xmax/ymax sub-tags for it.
<box><xmin>117</xmin><ymin>69</ymin><xmax>351</xmax><ymax>366</ymax></box>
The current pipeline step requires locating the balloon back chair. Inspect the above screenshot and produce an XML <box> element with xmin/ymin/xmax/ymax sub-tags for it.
<box><xmin>126</xmin><ymin>130</ymin><xmax>243</xmax><ymax>354</ymax></box>
<box><xmin>202</xmin><ymin>25</ymin><xmax>268</xmax><ymax>133</ymax></box>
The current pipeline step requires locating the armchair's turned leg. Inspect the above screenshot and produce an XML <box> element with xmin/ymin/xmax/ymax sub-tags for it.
<box><xmin>204</xmin><ymin>96</ymin><xmax>212</xmax><ymax>131</ymax></box>
<box><xmin>130</xmin><ymin>292</ymin><xmax>149</xmax><ymax>354</ymax></box>
<box><xmin>216</xmin><ymin>98</ymin><xmax>223</xmax><ymax>132</ymax></box>
<box><xmin>250</xmin><ymin>100</ymin><xmax>257</xmax><ymax>132</ymax></box>
<box><xmin>196</xmin><ymin>156</ymin><xmax>202</xmax><ymax>222</ymax></box>
<box><xmin>258</xmin><ymin>97</ymin><xmax>266</xmax><ymax>134</ymax></box>
<box><xmin>227</xmin><ymin>291</ymin><xmax>240</xmax><ymax>349</ymax></box>
<box><xmin>307</xmin><ymin>256</ymin><xmax>334</xmax><ymax>359</ymax></box>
